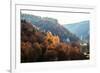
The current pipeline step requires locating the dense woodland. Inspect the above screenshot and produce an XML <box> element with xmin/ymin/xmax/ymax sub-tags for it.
<box><xmin>21</xmin><ymin>20</ymin><xmax>88</xmax><ymax>63</ymax></box>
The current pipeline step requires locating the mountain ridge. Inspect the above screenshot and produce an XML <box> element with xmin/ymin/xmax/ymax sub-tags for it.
<box><xmin>21</xmin><ymin>13</ymin><xmax>80</xmax><ymax>42</ymax></box>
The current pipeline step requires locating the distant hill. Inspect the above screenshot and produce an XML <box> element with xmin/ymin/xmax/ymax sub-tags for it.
<box><xmin>63</xmin><ymin>21</ymin><xmax>90</xmax><ymax>42</ymax></box>
<box><xmin>21</xmin><ymin>14</ymin><xmax>79</xmax><ymax>42</ymax></box>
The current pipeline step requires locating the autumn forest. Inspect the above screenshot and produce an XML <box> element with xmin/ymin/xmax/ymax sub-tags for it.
<box><xmin>21</xmin><ymin>18</ymin><xmax>89</xmax><ymax>63</ymax></box>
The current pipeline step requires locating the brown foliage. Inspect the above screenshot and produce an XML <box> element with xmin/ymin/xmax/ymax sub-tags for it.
<box><xmin>21</xmin><ymin>41</ymin><xmax>37</xmax><ymax>62</ymax></box>
<box><xmin>32</xmin><ymin>42</ymin><xmax>42</xmax><ymax>56</ymax></box>
<box><xmin>44</xmin><ymin>32</ymin><xmax>60</xmax><ymax>45</ymax></box>
<box><xmin>21</xmin><ymin>41</ymin><xmax>32</xmax><ymax>49</ymax></box>
<box><xmin>43</xmin><ymin>50</ymin><xmax>58</xmax><ymax>61</ymax></box>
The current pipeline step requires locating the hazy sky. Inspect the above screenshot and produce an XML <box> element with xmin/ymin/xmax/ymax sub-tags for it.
<box><xmin>21</xmin><ymin>10</ymin><xmax>90</xmax><ymax>25</ymax></box>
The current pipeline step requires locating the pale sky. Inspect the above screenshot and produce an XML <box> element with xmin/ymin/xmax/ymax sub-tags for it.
<box><xmin>21</xmin><ymin>10</ymin><xmax>90</xmax><ymax>25</ymax></box>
